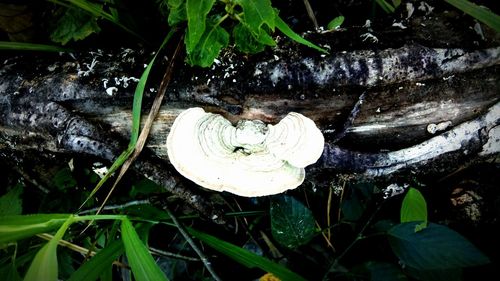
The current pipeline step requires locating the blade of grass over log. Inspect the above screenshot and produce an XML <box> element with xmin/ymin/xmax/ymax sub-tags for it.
<box><xmin>23</xmin><ymin>215</ymin><xmax>74</xmax><ymax>281</ymax></box>
<box><xmin>79</xmin><ymin>30</ymin><xmax>174</xmax><ymax>209</ymax></box>
<box><xmin>121</xmin><ymin>218</ymin><xmax>169</xmax><ymax>281</ymax></box>
<box><xmin>0</xmin><ymin>41</ymin><xmax>71</xmax><ymax>52</ymax></box>
<box><xmin>274</xmin><ymin>13</ymin><xmax>327</xmax><ymax>54</ymax></box>
<box><xmin>188</xmin><ymin>228</ymin><xmax>307</xmax><ymax>281</ymax></box>
<box><xmin>445</xmin><ymin>0</ymin><xmax>500</xmax><ymax>32</ymax></box>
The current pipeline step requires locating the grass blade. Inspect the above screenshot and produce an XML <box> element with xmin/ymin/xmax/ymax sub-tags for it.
<box><xmin>121</xmin><ymin>218</ymin><xmax>169</xmax><ymax>281</ymax></box>
<box><xmin>0</xmin><ymin>214</ymin><xmax>71</xmax><ymax>244</ymax></box>
<box><xmin>23</xmin><ymin>215</ymin><xmax>74</xmax><ymax>281</ymax></box>
<box><xmin>0</xmin><ymin>41</ymin><xmax>70</xmax><ymax>52</ymax></box>
<box><xmin>68</xmin><ymin>240</ymin><xmax>124</xmax><ymax>281</ymax></box>
<box><xmin>445</xmin><ymin>0</ymin><xmax>500</xmax><ymax>32</ymax></box>
<box><xmin>274</xmin><ymin>14</ymin><xmax>327</xmax><ymax>54</ymax></box>
<box><xmin>188</xmin><ymin>228</ymin><xmax>307</xmax><ymax>281</ymax></box>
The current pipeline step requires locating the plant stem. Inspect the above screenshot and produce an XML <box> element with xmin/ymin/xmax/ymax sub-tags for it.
<box><xmin>322</xmin><ymin>202</ymin><xmax>385</xmax><ymax>280</ymax></box>
<box><xmin>162</xmin><ymin>205</ymin><xmax>222</xmax><ymax>281</ymax></box>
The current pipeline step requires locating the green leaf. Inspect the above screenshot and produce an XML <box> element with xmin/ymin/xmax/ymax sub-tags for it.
<box><xmin>0</xmin><ymin>41</ymin><xmax>71</xmax><ymax>52</ymax></box>
<box><xmin>375</xmin><ymin>0</ymin><xmax>396</xmax><ymax>13</ymax></box>
<box><xmin>50</xmin><ymin>7</ymin><xmax>101</xmax><ymax>45</ymax></box>
<box><xmin>0</xmin><ymin>214</ymin><xmax>71</xmax><ymax>245</ymax></box>
<box><xmin>24</xmin><ymin>215</ymin><xmax>74</xmax><ymax>281</ymax></box>
<box><xmin>362</xmin><ymin>261</ymin><xmax>408</xmax><ymax>281</ymax></box>
<box><xmin>388</xmin><ymin>222</ymin><xmax>490</xmax><ymax>270</ymax></box>
<box><xmin>274</xmin><ymin>13</ymin><xmax>327</xmax><ymax>53</ymax></box>
<box><xmin>187</xmin><ymin>17</ymin><xmax>229</xmax><ymax>67</ymax></box>
<box><xmin>188</xmin><ymin>228</ymin><xmax>307</xmax><ymax>281</ymax></box>
<box><xmin>235</xmin><ymin>0</ymin><xmax>275</xmax><ymax>34</ymax></box>
<box><xmin>0</xmin><ymin>184</ymin><xmax>23</xmax><ymax>216</ymax></box>
<box><xmin>400</xmin><ymin>188</ymin><xmax>427</xmax><ymax>228</ymax></box>
<box><xmin>327</xmin><ymin>16</ymin><xmax>344</xmax><ymax>30</ymax></box>
<box><xmin>233</xmin><ymin>23</ymin><xmax>275</xmax><ymax>54</ymax></box>
<box><xmin>167</xmin><ymin>0</ymin><xmax>187</xmax><ymax>26</ymax></box>
<box><xmin>270</xmin><ymin>195</ymin><xmax>316</xmax><ymax>249</ymax></box>
<box><xmin>445</xmin><ymin>0</ymin><xmax>500</xmax><ymax>32</ymax></box>
<box><xmin>186</xmin><ymin>0</ymin><xmax>215</xmax><ymax>52</ymax></box>
<box><xmin>52</xmin><ymin>168</ymin><xmax>77</xmax><ymax>191</ymax></box>
<box><xmin>121</xmin><ymin>218</ymin><xmax>169</xmax><ymax>281</ymax></box>
<box><xmin>68</xmin><ymin>240</ymin><xmax>124</xmax><ymax>281</ymax></box>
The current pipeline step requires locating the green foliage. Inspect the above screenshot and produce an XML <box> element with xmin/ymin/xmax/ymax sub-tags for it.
<box><xmin>67</xmin><ymin>240</ymin><xmax>124</xmax><ymax>281</ymax></box>
<box><xmin>327</xmin><ymin>16</ymin><xmax>344</xmax><ymax>30</ymax></box>
<box><xmin>188</xmin><ymin>227</ymin><xmax>307</xmax><ymax>281</ymax></box>
<box><xmin>50</xmin><ymin>7</ymin><xmax>101</xmax><ymax>45</ymax></box>
<box><xmin>361</xmin><ymin>261</ymin><xmax>408</xmax><ymax>281</ymax></box>
<box><xmin>186</xmin><ymin>0</ymin><xmax>215</xmax><ymax>53</ymax></box>
<box><xmin>121</xmin><ymin>218</ymin><xmax>169</xmax><ymax>281</ymax></box>
<box><xmin>445</xmin><ymin>0</ymin><xmax>500</xmax><ymax>32</ymax></box>
<box><xmin>400</xmin><ymin>187</ymin><xmax>427</xmax><ymax>231</ymax></box>
<box><xmin>185</xmin><ymin>16</ymin><xmax>230</xmax><ymax>67</ymax></box>
<box><xmin>0</xmin><ymin>184</ymin><xmax>23</xmax><ymax>216</ymax></box>
<box><xmin>0</xmin><ymin>214</ymin><xmax>70</xmax><ymax>245</ymax></box>
<box><xmin>23</xmin><ymin>215</ymin><xmax>74</xmax><ymax>281</ymax></box>
<box><xmin>0</xmin><ymin>41</ymin><xmax>70</xmax><ymax>52</ymax></box>
<box><xmin>375</xmin><ymin>0</ymin><xmax>397</xmax><ymax>13</ymax></box>
<box><xmin>270</xmin><ymin>195</ymin><xmax>316</xmax><ymax>249</ymax></box>
<box><xmin>52</xmin><ymin>167</ymin><xmax>77</xmax><ymax>191</ymax></box>
<box><xmin>166</xmin><ymin>0</ymin><xmax>325</xmax><ymax>66</ymax></box>
<box><xmin>388</xmin><ymin>222</ymin><xmax>490</xmax><ymax>271</ymax></box>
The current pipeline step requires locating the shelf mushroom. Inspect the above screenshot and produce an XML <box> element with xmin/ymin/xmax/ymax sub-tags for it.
<box><xmin>166</xmin><ymin>108</ymin><xmax>324</xmax><ymax>197</ymax></box>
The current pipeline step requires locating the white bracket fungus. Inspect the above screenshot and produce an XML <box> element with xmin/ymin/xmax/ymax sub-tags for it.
<box><xmin>166</xmin><ymin>108</ymin><xmax>324</xmax><ymax>197</ymax></box>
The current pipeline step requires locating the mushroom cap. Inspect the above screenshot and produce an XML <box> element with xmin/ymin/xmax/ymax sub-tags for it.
<box><xmin>166</xmin><ymin>107</ymin><xmax>324</xmax><ymax>197</ymax></box>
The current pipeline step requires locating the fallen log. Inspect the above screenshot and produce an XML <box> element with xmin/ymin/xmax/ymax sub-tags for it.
<box><xmin>1</xmin><ymin>11</ymin><xmax>499</xmax><ymax>221</ymax></box>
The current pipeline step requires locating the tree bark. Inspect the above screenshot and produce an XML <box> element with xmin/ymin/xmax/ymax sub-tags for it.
<box><xmin>1</xmin><ymin>11</ymin><xmax>499</xmax><ymax>221</ymax></box>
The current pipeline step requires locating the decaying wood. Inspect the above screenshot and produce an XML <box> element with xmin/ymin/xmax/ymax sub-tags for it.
<box><xmin>1</xmin><ymin>11</ymin><xmax>499</xmax><ymax>221</ymax></box>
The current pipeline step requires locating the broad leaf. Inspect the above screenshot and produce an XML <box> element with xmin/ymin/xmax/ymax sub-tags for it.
<box><xmin>327</xmin><ymin>16</ymin><xmax>344</xmax><ymax>30</ymax></box>
<box><xmin>270</xmin><ymin>195</ymin><xmax>316</xmax><ymax>249</ymax></box>
<box><xmin>68</xmin><ymin>240</ymin><xmax>124</xmax><ymax>281</ymax></box>
<box><xmin>235</xmin><ymin>0</ymin><xmax>275</xmax><ymax>35</ymax></box>
<box><xmin>0</xmin><ymin>214</ymin><xmax>70</xmax><ymax>244</ymax></box>
<box><xmin>388</xmin><ymin>222</ymin><xmax>490</xmax><ymax>270</ymax></box>
<box><xmin>363</xmin><ymin>261</ymin><xmax>408</xmax><ymax>281</ymax></box>
<box><xmin>400</xmin><ymin>188</ymin><xmax>427</xmax><ymax>229</ymax></box>
<box><xmin>167</xmin><ymin>0</ymin><xmax>186</xmax><ymax>26</ymax></box>
<box><xmin>233</xmin><ymin>23</ymin><xmax>275</xmax><ymax>54</ymax></box>
<box><xmin>186</xmin><ymin>0</ymin><xmax>215</xmax><ymax>52</ymax></box>
<box><xmin>121</xmin><ymin>218</ymin><xmax>169</xmax><ymax>281</ymax></box>
<box><xmin>188</xmin><ymin>228</ymin><xmax>307</xmax><ymax>281</ymax></box>
<box><xmin>0</xmin><ymin>184</ymin><xmax>23</xmax><ymax>216</ymax></box>
<box><xmin>187</xmin><ymin>18</ymin><xmax>229</xmax><ymax>67</ymax></box>
<box><xmin>50</xmin><ymin>7</ymin><xmax>101</xmax><ymax>45</ymax></box>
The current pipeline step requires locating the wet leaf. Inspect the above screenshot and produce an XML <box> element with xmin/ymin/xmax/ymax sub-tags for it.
<box><xmin>50</xmin><ymin>7</ymin><xmax>101</xmax><ymax>45</ymax></box>
<box><xmin>186</xmin><ymin>0</ymin><xmax>214</xmax><ymax>52</ymax></box>
<box><xmin>0</xmin><ymin>184</ymin><xmax>23</xmax><ymax>216</ymax></box>
<box><xmin>388</xmin><ymin>222</ymin><xmax>490</xmax><ymax>270</ymax></box>
<box><xmin>270</xmin><ymin>195</ymin><xmax>316</xmax><ymax>249</ymax></box>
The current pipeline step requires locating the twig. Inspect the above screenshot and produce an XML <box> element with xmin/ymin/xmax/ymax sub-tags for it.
<box><xmin>302</xmin><ymin>0</ymin><xmax>319</xmax><ymax>30</ymax></box>
<box><xmin>161</xmin><ymin>204</ymin><xmax>222</xmax><ymax>281</ymax></box>
<box><xmin>149</xmin><ymin>247</ymin><xmax>200</xmax><ymax>262</ymax></box>
<box><xmin>78</xmin><ymin>199</ymin><xmax>150</xmax><ymax>215</ymax></box>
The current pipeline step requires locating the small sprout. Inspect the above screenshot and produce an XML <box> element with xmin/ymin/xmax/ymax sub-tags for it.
<box><xmin>327</xmin><ymin>16</ymin><xmax>345</xmax><ymax>31</ymax></box>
